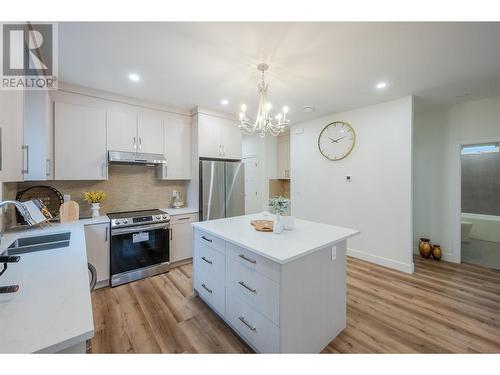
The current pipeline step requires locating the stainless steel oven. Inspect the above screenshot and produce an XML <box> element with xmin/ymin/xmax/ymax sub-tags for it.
<box><xmin>108</xmin><ymin>209</ymin><xmax>170</xmax><ymax>287</ymax></box>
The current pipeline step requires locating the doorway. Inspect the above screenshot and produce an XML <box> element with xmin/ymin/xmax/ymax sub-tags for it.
<box><xmin>460</xmin><ymin>142</ymin><xmax>500</xmax><ymax>269</ymax></box>
<box><xmin>242</xmin><ymin>156</ymin><xmax>260</xmax><ymax>214</ymax></box>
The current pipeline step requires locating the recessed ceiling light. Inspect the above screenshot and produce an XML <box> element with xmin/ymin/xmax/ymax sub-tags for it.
<box><xmin>376</xmin><ymin>82</ymin><xmax>387</xmax><ymax>89</ymax></box>
<box><xmin>129</xmin><ymin>73</ymin><xmax>140</xmax><ymax>82</ymax></box>
<box><xmin>221</xmin><ymin>99</ymin><xmax>229</xmax><ymax>106</ymax></box>
<box><xmin>303</xmin><ymin>105</ymin><xmax>316</xmax><ymax>113</ymax></box>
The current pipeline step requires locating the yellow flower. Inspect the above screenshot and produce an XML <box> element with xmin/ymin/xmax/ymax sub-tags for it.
<box><xmin>83</xmin><ymin>191</ymin><xmax>105</xmax><ymax>203</ymax></box>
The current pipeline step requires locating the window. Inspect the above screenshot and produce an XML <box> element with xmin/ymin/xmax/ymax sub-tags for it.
<box><xmin>461</xmin><ymin>142</ymin><xmax>500</xmax><ymax>155</ymax></box>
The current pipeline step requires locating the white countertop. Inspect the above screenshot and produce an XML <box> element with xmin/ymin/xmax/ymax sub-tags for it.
<box><xmin>161</xmin><ymin>207</ymin><xmax>198</xmax><ymax>216</ymax></box>
<box><xmin>0</xmin><ymin>217</ymin><xmax>105</xmax><ymax>353</ymax></box>
<box><xmin>192</xmin><ymin>214</ymin><xmax>360</xmax><ymax>264</ymax></box>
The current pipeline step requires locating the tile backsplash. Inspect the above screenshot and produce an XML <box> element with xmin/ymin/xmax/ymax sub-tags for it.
<box><xmin>2</xmin><ymin>164</ymin><xmax>188</xmax><ymax>227</ymax></box>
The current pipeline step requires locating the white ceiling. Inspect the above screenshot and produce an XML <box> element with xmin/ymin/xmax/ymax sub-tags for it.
<box><xmin>59</xmin><ymin>22</ymin><xmax>500</xmax><ymax>122</ymax></box>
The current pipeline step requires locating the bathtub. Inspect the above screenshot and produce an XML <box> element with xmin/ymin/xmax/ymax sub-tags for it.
<box><xmin>461</xmin><ymin>213</ymin><xmax>500</xmax><ymax>243</ymax></box>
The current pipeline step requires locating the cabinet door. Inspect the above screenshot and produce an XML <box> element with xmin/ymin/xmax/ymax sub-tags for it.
<box><xmin>220</xmin><ymin>117</ymin><xmax>242</xmax><ymax>159</ymax></box>
<box><xmin>84</xmin><ymin>223</ymin><xmax>110</xmax><ymax>286</ymax></box>
<box><xmin>54</xmin><ymin>102</ymin><xmax>107</xmax><ymax>180</ymax></box>
<box><xmin>277</xmin><ymin>135</ymin><xmax>290</xmax><ymax>179</ymax></box>
<box><xmin>162</xmin><ymin>113</ymin><xmax>191</xmax><ymax>179</ymax></box>
<box><xmin>23</xmin><ymin>90</ymin><xmax>50</xmax><ymax>181</ymax></box>
<box><xmin>0</xmin><ymin>90</ymin><xmax>24</xmax><ymax>182</ymax></box>
<box><xmin>138</xmin><ymin>109</ymin><xmax>164</xmax><ymax>154</ymax></box>
<box><xmin>197</xmin><ymin>113</ymin><xmax>222</xmax><ymax>159</ymax></box>
<box><xmin>170</xmin><ymin>218</ymin><xmax>196</xmax><ymax>262</ymax></box>
<box><xmin>106</xmin><ymin>107</ymin><xmax>137</xmax><ymax>152</ymax></box>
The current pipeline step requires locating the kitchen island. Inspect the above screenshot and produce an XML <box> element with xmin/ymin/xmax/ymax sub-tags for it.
<box><xmin>192</xmin><ymin>214</ymin><xmax>359</xmax><ymax>353</ymax></box>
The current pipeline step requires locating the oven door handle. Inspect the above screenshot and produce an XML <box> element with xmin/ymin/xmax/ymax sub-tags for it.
<box><xmin>111</xmin><ymin>223</ymin><xmax>170</xmax><ymax>236</ymax></box>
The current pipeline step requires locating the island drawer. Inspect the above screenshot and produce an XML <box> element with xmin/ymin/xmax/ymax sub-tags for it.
<box><xmin>170</xmin><ymin>212</ymin><xmax>198</xmax><ymax>225</ymax></box>
<box><xmin>195</xmin><ymin>229</ymin><xmax>225</xmax><ymax>254</ymax></box>
<box><xmin>226</xmin><ymin>256</ymin><xmax>280</xmax><ymax>325</ymax></box>
<box><xmin>195</xmin><ymin>241</ymin><xmax>225</xmax><ymax>282</ymax></box>
<box><xmin>226</xmin><ymin>242</ymin><xmax>281</xmax><ymax>283</ymax></box>
<box><xmin>226</xmin><ymin>289</ymin><xmax>280</xmax><ymax>353</ymax></box>
<box><xmin>195</xmin><ymin>272</ymin><xmax>225</xmax><ymax>317</ymax></box>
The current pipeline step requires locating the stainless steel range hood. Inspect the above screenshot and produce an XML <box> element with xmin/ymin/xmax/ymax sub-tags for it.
<box><xmin>108</xmin><ymin>151</ymin><xmax>166</xmax><ymax>165</ymax></box>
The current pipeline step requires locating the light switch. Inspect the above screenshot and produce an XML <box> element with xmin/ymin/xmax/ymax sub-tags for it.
<box><xmin>331</xmin><ymin>245</ymin><xmax>337</xmax><ymax>261</ymax></box>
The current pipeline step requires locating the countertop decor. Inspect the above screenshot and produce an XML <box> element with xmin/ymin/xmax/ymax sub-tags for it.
<box><xmin>83</xmin><ymin>191</ymin><xmax>105</xmax><ymax>218</ymax></box>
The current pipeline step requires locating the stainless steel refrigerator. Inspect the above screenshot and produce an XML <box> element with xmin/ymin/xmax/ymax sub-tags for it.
<box><xmin>199</xmin><ymin>159</ymin><xmax>245</xmax><ymax>221</ymax></box>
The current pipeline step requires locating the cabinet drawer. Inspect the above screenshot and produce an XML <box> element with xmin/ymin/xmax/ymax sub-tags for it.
<box><xmin>195</xmin><ymin>241</ymin><xmax>225</xmax><ymax>282</ymax></box>
<box><xmin>226</xmin><ymin>289</ymin><xmax>280</xmax><ymax>353</ymax></box>
<box><xmin>195</xmin><ymin>229</ymin><xmax>225</xmax><ymax>254</ymax></box>
<box><xmin>195</xmin><ymin>273</ymin><xmax>225</xmax><ymax>317</ymax></box>
<box><xmin>226</xmin><ymin>256</ymin><xmax>280</xmax><ymax>325</ymax></box>
<box><xmin>170</xmin><ymin>213</ymin><xmax>198</xmax><ymax>225</ymax></box>
<box><xmin>226</xmin><ymin>242</ymin><xmax>280</xmax><ymax>283</ymax></box>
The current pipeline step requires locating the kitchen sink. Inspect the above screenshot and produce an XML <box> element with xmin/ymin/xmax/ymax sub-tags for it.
<box><xmin>4</xmin><ymin>232</ymin><xmax>71</xmax><ymax>255</ymax></box>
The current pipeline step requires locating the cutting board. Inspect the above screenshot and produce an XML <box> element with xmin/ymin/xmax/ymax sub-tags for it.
<box><xmin>59</xmin><ymin>201</ymin><xmax>79</xmax><ymax>223</ymax></box>
<box><xmin>251</xmin><ymin>220</ymin><xmax>274</xmax><ymax>232</ymax></box>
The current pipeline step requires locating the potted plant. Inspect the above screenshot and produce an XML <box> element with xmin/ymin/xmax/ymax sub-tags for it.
<box><xmin>83</xmin><ymin>191</ymin><xmax>105</xmax><ymax>218</ymax></box>
<box><xmin>268</xmin><ymin>196</ymin><xmax>290</xmax><ymax>234</ymax></box>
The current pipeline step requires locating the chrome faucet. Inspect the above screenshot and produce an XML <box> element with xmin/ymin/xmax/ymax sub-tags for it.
<box><xmin>0</xmin><ymin>200</ymin><xmax>36</xmax><ymax>246</ymax></box>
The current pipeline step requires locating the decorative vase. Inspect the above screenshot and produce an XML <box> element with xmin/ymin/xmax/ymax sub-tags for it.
<box><xmin>281</xmin><ymin>215</ymin><xmax>295</xmax><ymax>230</ymax></box>
<box><xmin>90</xmin><ymin>203</ymin><xmax>101</xmax><ymax>219</ymax></box>
<box><xmin>419</xmin><ymin>238</ymin><xmax>432</xmax><ymax>258</ymax></box>
<box><xmin>432</xmin><ymin>244</ymin><xmax>442</xmax><ymax>260</ymax></box>
<box><xmin>273</xmin><ymin>213</ymin><xmax>283</xmax><ymax>234</ymax></box>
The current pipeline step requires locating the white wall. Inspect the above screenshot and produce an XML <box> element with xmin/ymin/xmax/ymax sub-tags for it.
<box><xmin>414</xmin><ymin>96</ymin><xmax>500</xmax><ymax>263</ymax></box>
<box><xmin>291</xmin><ymin>96</ymin><xmax>414</xmax><ymax>273</ymax></box>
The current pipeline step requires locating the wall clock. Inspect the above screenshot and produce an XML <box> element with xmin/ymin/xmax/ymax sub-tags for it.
<box><xmin>318</xmin><ymin>121</ymin><xmax>355</xmax><ymax>161</ymax></box>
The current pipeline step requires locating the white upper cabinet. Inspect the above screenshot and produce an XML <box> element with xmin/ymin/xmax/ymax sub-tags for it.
<box><xmin>54</xmin><ymin>102</ymin><xmax>107</xmax><ymax>180</ymax></box>
<box><xmin>277</xmin><ymin>134</ymin><xmax>290</xmax><ymax>179</ymax></box>
<box><xmin>137</xmin><ymin>109</ymin><xmax>164</xmax><ymax>154</ymax></box>
<box><xmin>160</xmin><ymin>112</ymin><xmax>191</xmax><ymax>179</ymax></box>
<box><xmin>106</xmin><ymin>108</ymin><xmax>137</xmax><ymax>152</ymax></box>
<box><xmin>197</xmin><ymin>112</ymin><xmax>242</xmax><ymax>159</ymax></box>
<box><xmin>23</xmin><ymin>89</ymin><xmax>51</xmax><ymax>181</ymax></box>
<box><xmin>0</xmin><ymin>90</ymin><xmax>24</xmax><ymax>182</ymax></box>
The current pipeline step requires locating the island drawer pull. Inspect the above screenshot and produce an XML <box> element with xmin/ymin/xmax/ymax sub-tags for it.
<box><xmin>239</xmin><ymin>316</ymin><xmax>257</xmax><ymax>332</ymax></box>
<box><xmin>239</xmin><ymin>254</ymin><xmax>256</xmax><ymax>264</ymax></box>
<box><xmin>201</xmin><ymin>236</ymin><xmax>213</xmax><ymax>243</ymax></box>
<box><xmin>201</xmin><ymin>283</ymin><xmax>213</xmax><ymax>293</ymax></box>
<box><xmin>201</xmin><ymin>256</ymin><xmax>213</xmax><ymax>265</ymax></box>
<box><xmin>238</xmin><ymin>281</ymin><xmax>256</xmax><ymax>293</ymax></box>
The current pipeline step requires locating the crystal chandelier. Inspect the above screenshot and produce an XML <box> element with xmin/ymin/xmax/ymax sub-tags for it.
<box><xmin>239</xmin><ymin>63</ymin><xmax>289</xmax><ymax>137</ymax></box>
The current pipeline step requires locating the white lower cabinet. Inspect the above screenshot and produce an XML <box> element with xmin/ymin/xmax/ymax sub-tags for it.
<box><xmin>193</xmin><ymin>228</ymin><xmax>281</xmax><ymax>353</ymax></box>
<box><xmin>84</xmin><ymin>222</ymin><xmax>110</xmax><ymax>288</ymax></box>
<box><xmin>169</xmin><ymin>213</ymin><xmax>198</xmax><ymax>262</ymax></box>
<box><xmin>225</xmin><ymin>289</ymin><xmax>280</xmax><ymax>353</ymax></box>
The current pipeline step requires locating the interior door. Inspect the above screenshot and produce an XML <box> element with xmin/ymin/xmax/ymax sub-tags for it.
<box><xmin>243</xmin><ymin>157</ymin><xmax>259</xmax><ymax>214</ymax></box>
<box><xmin>225</xmin><ymin>161</ymin><xmax>245</xmax><ymax>217</ymax></box>
<box><xmin>106</xmin><ymin>107</ymin><xmax>137</xmax><ymax>152</ymax></box>
<box><xmin>200</xmin><ymin>160</ymin><xmax>225</xmax><ymax>221</ymax></box>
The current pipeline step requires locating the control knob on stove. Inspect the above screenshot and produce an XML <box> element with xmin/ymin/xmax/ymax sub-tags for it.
<box><xmin>155</xmin><ymin>215</ymin><xmax>161</xmax><ymax>220</ymax></box>
<box><xmin>162</xmin><ymin>215</ymin><xmax>168</xmax><ymax>220</ymax></box>
<box><xmin>122</xmin><ymin>219</ymin><xmax>128</xmax><ymax>224</ymax></box>
<box><xmin>115</xmin><ymin>220</ymin><xmax>121</xmax><ymax>226</ymax></box>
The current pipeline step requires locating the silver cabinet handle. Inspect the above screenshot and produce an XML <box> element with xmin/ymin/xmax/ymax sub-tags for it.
<box><xmin>170</xmin><ymin>227</ymin><xmax>173</xmax><ymax>241</ymax></box>
<box><xmin>104</xmin><ymin>226</ymin><xmax>108</xmax><ymax>242</ymax></box>
<box><xmin>238</xmin><ymin>281</ymin><xmax>256</xmax><ymax>293</ymax></box>
<box><xmin>22</xmin><ymin>145</ymin><xmax>29</xmax><ymax>174</ymax></box>
<box><xmin>201</xmin><ymin>235</ymin><xmax>212</xmax><ymax>243</ymax></box>
<box><xmin>201</xmin><ymin>256</ymin><xmax>212</xmax><ymax>265</ymax></box>
<box><xmin>239</xmin><ymin>316</ymin><xmax>256</xmax><ymax>331</ymax></box>
<box><xmin>101</xmin><ymin>162</ymin><xmax>106</xmax><ymax>178</ymax></box>
<box><xmin>239</xmin><ymin>254</ymin><xmax>256</xmax><ymax>264</ymax></box>
<box><xmin>46</xmin><ymin>159</ymin><xmax>51</xmax><ymax>177</ymax></box>
<box><xmin>201</xmin><ymin>283</ymin><xmax>213</xmax><ymax>293</ymax></box>
<box><xmin>133</xmin><ymin>137</ymin><xmax>137</xmax><ymax>151</ymax></box>
<box><xmin>139</xmin><ymin>137</ymin><xmax>142</xmax><ymax>151</ymax></box>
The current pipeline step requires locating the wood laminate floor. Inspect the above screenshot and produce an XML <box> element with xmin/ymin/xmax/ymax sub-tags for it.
<box><xmin>90</xmin><ymin>256</ymin><xmax>500</xmax><ymax>353</ymax></box>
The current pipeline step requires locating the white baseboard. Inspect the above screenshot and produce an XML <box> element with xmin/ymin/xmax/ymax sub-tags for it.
<box><xmin>347</xmin><ymin>248</ymin><xmax>414</xmax><ymax>274</ymax></box>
